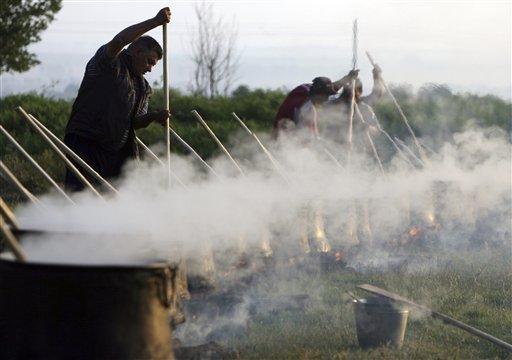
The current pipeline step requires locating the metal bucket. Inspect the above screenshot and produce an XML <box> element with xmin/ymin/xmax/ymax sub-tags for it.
<box><xmin>0</xmin><ymin>258</ymin><xmax>177</xmax><ymax>359</ymax></box>
<box><xmin>353</xmin><ymin>296</ymin><xmax>409</xmax><ymax>349</ymax></box>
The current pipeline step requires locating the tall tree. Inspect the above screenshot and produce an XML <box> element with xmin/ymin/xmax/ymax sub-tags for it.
<box><xmin>0</xmin><ymin>0</ymin><xmax>62</xmax><ymax>74</ymax></box>
<box><xmin>189</xmin><ymin>2</ymin><xmax>240</xmax><ymax>98</ymax></box>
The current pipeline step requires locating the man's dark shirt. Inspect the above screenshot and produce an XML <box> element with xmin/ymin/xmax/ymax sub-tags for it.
<box><xmin>63</xmin><ymin>45</ymin><xmax>152</xmax><ymax>191</ymax></box>
<box><xmin>66</xmin><ymin>45</ymin><xmax>152</xmax><ymax>153</ymax></box>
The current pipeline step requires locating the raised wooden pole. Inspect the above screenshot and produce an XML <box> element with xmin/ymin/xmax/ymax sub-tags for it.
<box><xmin>163</xmin><ymin>22</ymin><xmax>171</xmax><ymax>186</ymax></box>
<box><xmin>358</xmin><ymin>284</ymin><xmax>512</xmax><ymax>352</ymax></box>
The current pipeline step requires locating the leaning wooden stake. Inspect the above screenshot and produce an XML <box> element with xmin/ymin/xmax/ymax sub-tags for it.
<box><xmin>192</xmin><ymin>110</ymin><xmax>245</xmax><ymax>176</ymax></box>
<box><xmin>29</xmin><ymin>115</ymin><xmax>118</xmax><ymax>194</ymax></box>
<box><xmin>0</xmin><ymin>197</ymin><xmax>19</xmax><ymax>230</ymax></box>
<box><xmin>0</xmin><ymin>215</ymin><xmax>27</xmax><ymax>262</ymax></box>
<box><xmin>17</xmin><ymin>107</ymin><xmax>103</xmax><ymax>199</ymax></box>
<box><xmin>134</xmin><ymin>137</ymin><xmax>187</xmax><ymax>188</ymax></box>
<box><xmin>358</xmin><ymin>284</ymin><xmax>512</xmax><ymax>352</ymax></box>
<box><xmin>353</xmin><ymin>103</ymin><xmax>385</xmax><ymax>175</ymax></box>
<box><xmin>0</xmin><ymin>124</ymin><xmax>74</xmax><ymax>203</ymax></box>
<box><xmin>169</xmin><ymin>127</ymin><xmax>219</xmax><ymax>178</ymax></box>
<box><xmin>0</xmin><ymin>160</ymin><xmax>40</xmax><ymax>204</ymax></box>
<box><xmin>232</xmin><ymin>112</ymin><xmax>289</xmax><ymax>183</ymax></box>
<box><xmin>395</xmin><ymin>136</ymin><xmax>424</xmax><ymax>166</ymax></box>
<box><xmin>0</xmin><ymin>197</ymin><xmax>27</xmax><ymax>261</ymax></box>
<box><xmin>163</xmin><ymin>22</ymin><xmax>171</xmax><ymax>186</ymax></box>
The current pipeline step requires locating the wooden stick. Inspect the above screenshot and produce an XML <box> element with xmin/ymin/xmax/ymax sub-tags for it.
<box><xmin>395</xmin><ymin>137</ymin><xmax>424</xmax><ymax>166</ymax></box>
<box><xmin>0</xmin><ymin>197</ymin><xmax>19</xmax><ymax>230</ymax></box>
<box><xmin>0</xmin><ymin>125</ymin><xmax>74</xmax><ymax>203</ymax></box>
<box><xmin>163</xmin><ymin>22</ymin><xmax>171</xmax><ymax>186</ymax></box>
<box><xmin>29</xmin><ymin>115</ymin><xmax>118</xmax><ymax>194</ymax></box>
<box><xmin>136</xmin><ymin>137</ymin><xmax>165</xmax><ymax>165</ymax></box>
<box><xmin>365</xmin><ymin>52</ymin><xmax>428</xmax><ymax>163</ymax></box>
<box><xmin>358</xmin><ymin>284</ymin><xmax>512</xmax><ymax>352</ymax></box>
<box><xmin>0</xmin><ymin>160</ymin><xmax>40</xmax><ymax>204</ymax></box>
<box><xmin>353</xmin><ymin>103</ymin><xmax>385</xmax><ymax>175</ymax></box>
<box><xmin>169</xmin><ymin>127</ymin><xmax>219</xmax><ymax>178</ymax></box>
<box><xmin>17</xmin><ymin>107</ymin><xmax>103</xmax><ymax>199</ymax></box>
<box><xmin>232</xmin><ymin>112</ymin><xmax>289</xmax><ymax>183</ymax></box>
<box><xmin>0</xmin><ymin>215</ymin><xmax>27</xmax><ymax>262</ymax></box>
<box><xmin>192</xmin><ymin>110</ymin><xmax>245</xmax><ymax>176</ymax></box>
<box><xmin>135</xmin><ymin>136</ymin><xmax>187</xmax><ymax>188</ymax></box>
<box><xmin>316</xmin><ymin>138</ymin><xmax>346</xmax><ymax>170</ymax></box>
<box><xmin>365</xmin><ymin>130</ymin><xmax>385</xmax><ymax>174</ymax></box>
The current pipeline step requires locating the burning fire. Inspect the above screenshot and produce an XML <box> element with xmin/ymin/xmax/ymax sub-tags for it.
<box><xmin>425</xmin><ymin>211</ymin><xmax>436</xmax><ymax>225</ymax></box>
<box><xmin>314</xmin><ymin>211</ymin><xmax>331</xmax><ymax>252</ymax></box>
<box><xmin>408</xmin><ymin>225</ymin><xmax>422</xmax><ymax>238</ymax></box>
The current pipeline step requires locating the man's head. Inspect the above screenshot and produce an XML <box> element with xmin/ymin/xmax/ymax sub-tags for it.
<box><xmin>127</xmin><ymin>36</ymin><xmax>163</xmax><ymax>75</ymax></box>
<box><xmin>340</xmin><ymin>78</ymin><xmax>363</xmax><ymax>102</ymax></box>
<box><xmin>309</xmin><ymin>77</ymin><xmax>337</xmax><ymax>104</ymax></box>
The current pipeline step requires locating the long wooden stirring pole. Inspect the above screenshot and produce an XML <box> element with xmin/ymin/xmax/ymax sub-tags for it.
<box><xmin>163</xmin><ymin>22</ymin><xmax>171</xmax><ymax>186</ymax></box>
<box><xmin>0</xmin><ymin>160</ymin><xmax>40</xmax><ymax>204</ymax></box>
<box><xmin>28</xmin><ymin>115</ymin><xmax>118</xmax><ymax>194</ymax></box>
<box><xmin>0</xmin><ymin>125</ymin><xmax>74</xmax><ymax>203</ymax></box>
<box><xmin>347</xmin><ymin>19</ymin><xmax>359</xmax><ymax>154</ymax></box>
<box><xmin>16</xmin><ymin>107</ymin><xmax>103</xmax><ymax>199</ymax></box>
<box><xmin>192</xmin><ymin>110</ymin><xmax>245</xmax><ymax>176</ymax></box>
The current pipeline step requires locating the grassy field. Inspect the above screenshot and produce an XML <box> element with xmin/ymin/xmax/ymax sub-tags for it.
<box><xmin>228</xmin><ymin>249</ymin><xmax>511</xmax><ymax>359</ymax></box>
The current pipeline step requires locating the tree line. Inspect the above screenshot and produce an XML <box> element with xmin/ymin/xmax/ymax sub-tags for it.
<box><xmin>0</xmin><ymin>84</ymin><xmax>510</xmax><ymax>202</ymax></box>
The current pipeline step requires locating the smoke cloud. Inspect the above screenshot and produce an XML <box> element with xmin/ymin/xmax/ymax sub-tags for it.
<box><xmin>8</xmin><ymin>124</ymin><xmax>510</xmax><ymax>266</ymax></box>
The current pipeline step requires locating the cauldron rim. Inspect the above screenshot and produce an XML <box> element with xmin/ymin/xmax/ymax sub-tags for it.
<box><xmin>0</xmin><ymin>257</ymin><xmax>175</xmax><ymax>273</ymax></box>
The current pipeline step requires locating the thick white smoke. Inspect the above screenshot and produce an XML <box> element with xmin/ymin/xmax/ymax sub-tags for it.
<box><xmin>9</xmin><ymin>124</ymin><xmax>510</xmax><ymax>266</ymax></box>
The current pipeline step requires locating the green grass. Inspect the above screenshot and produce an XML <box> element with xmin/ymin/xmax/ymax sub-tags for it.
<box><xmin>229</xmin><ymin>249</ymin><xmax>512</xmax><ymax>359</ymax></box>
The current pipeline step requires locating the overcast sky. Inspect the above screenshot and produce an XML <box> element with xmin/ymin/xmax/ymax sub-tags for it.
<box><xmin>1</xmin><ymin>0</ymin><xmax>510</xmax><ymax>99</ymax></box>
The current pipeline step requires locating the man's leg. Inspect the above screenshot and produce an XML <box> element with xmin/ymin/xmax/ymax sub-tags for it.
<box><xmin>63</xmin><ymin>134</ymin><xmax>103</xmax><ymax>193</ymax></box>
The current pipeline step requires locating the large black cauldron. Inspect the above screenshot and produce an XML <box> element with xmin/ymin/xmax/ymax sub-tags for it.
<box><xmin>0</xmin><ymin>258</ymin><xmax>177</xmax><ymax>359</ymax></box>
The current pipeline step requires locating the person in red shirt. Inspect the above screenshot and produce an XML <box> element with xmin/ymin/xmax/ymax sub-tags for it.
<box><xmin>272</xmin><ymin>71</ymin><xmax>359</xmax><ymax>139</ymax></box>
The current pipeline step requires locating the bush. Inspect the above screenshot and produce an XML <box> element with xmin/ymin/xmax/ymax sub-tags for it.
<box><xmin>1</xmin><ymin>85</ymin><xmax>510</xmax><ymax>202</ymax></box>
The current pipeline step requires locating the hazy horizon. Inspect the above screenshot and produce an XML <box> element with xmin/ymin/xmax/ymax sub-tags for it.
<box><xmin>1</xmin><ymin>0</ymin><xmax>510</xmax><ymax>99</ymax></box>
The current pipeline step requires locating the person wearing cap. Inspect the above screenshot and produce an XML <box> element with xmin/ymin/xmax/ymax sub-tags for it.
<box><xmin>272</xmin><ymin>72</ymin><xmax>356</xmax><ymax>256</ymax></box>
<box><xmin>272</xmin><ymin>71</ymin><xmax>359</xmax><ymax>140</ymax></box>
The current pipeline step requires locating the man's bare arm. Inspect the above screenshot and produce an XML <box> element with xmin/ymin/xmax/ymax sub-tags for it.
<box><xmin>332</xmin><ymin>70</ymin><xmax>359</xmax><ymax>92</ymax></box>
<box><xmin>362</xmin><ymin>65</ymin><xmax>385</xmax><ymax>106</ymax></box>
<box><xmin>105</xmin><ymin>7</ymin><xmax>171</xmax><ymax>58</ymax></box>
